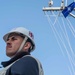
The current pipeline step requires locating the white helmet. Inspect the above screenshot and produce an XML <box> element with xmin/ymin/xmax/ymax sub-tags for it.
<box><xmin>3</xmin><ymin>27</ymin><xmax>35</xmax><ymax>51</ymax></box>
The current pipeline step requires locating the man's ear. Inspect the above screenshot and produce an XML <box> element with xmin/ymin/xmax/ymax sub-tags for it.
<box><xmin>23</xmin><ymin>42</ymin><xmax>31</xmax><ymax>52</ymax></box>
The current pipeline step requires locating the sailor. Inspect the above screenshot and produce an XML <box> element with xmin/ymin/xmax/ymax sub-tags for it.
<box><xmin>0</xmin><ymin>27</ymin><xmax>44</xmax><ymax>75</ymax></box>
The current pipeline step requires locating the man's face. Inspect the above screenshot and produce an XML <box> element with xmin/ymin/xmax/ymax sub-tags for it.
<box><xmin>6</xmin><ymin>33</ymin><xmax>24</xmax><ymax>57</ymax></box>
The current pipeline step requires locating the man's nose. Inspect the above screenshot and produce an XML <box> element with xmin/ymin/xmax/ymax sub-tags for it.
<box><xmin>6</xmin><ymin>40</ymin><xmax>11</xmax><ymax>46</ymax></box>
<box><xmin>6</xmin><ymin>38</ymin><xmax>12</xmax><ymax>43</ymax></box>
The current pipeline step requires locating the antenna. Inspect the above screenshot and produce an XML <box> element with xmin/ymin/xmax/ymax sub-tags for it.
<box><xmin>48</xmin><ymin>0</ymin><xmax>53</xmax><ymax>7</ymax></box>
<box><xmin>61</xmin><ymin>0</ymin><xmax>64</xmax><ymax>8</ymax></box>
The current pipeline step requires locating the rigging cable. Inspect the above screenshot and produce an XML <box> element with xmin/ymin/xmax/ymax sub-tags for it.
<box><xmin>44</xmin><ymin>10</ymin><xmax>75</xmax><ymax>75</ymax></box>
<box><xmin>44</xmin><ymin>11</ymin><xmax>65</xmax><ymax>56</ymax></box>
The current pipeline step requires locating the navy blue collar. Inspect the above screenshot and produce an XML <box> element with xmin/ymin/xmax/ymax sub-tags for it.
<box><xmin>1</xmin><ymin>52</ymin><xmax>30</xmax><ymax>67</ymax></box>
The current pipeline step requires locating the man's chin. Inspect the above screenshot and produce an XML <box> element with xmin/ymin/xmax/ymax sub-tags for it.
<box><xmin>6</xmin><ymin>52</ymin><xmax>15</xmax><ymax>58</ymax></box>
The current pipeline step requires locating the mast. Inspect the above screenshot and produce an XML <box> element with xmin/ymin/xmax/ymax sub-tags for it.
<box><xmin>42</xmin><ymin>0</ymin><xmax>75</xmax><ymax>17</ymax></box>
<box><xmin>42</xmin><ymin>0</ymin><xmax>65</xmax><ymax>11</ymax></box>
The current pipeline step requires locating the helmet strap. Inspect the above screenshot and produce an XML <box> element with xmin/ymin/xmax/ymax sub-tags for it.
<box><xmin>10</xmin><ymin>36</ymin><xmax>28</xmax><ymax>58</ymax></box>
<box><xmin>17</xmin><ymin>36</ymin><xmax>28</xmax><ymax>53</ymax></box>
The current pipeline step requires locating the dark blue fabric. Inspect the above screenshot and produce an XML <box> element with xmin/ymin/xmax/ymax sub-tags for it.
<box><xmin>1</xmin><ymin>52</ymin><xmax>30</xmax><ymax>67</ymax></box>
<box><xmin>62</xmin><ymin>2</ymin><xmax>75</xmax><ymax>18</ymax></box>
<box><xmin>1</xmin><ymin>52</ymin><xmax>39</xmax><ymax>75</ymax></box>
<box><xmin>6</xmin><ymin>56</ymin><xmax>39</xmax><ymax>75</ymax></box>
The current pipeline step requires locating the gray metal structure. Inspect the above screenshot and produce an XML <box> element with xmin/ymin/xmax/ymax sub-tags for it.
<box><xmin>42</xmin><ymin>0</ymin><xmax>75</xmax><ymax>18</ymax></box>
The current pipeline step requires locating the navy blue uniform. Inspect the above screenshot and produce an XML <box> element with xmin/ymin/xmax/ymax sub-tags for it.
<box><xmin>1</xmin><ymin>52</ymin><xmax>39</xmax><ymax>75</ymax></box>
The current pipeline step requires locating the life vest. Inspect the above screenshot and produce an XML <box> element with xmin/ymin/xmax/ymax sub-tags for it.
<box><xmin>0</xmin><ymin>55</ymin><xmax>44</xmax><ymax>75</ymax></box>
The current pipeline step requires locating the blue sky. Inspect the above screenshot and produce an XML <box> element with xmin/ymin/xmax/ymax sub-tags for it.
<box><xmin>0</xmin><ymin>0</ymin><xmax>75</xmax><ymax>75</ymax></box>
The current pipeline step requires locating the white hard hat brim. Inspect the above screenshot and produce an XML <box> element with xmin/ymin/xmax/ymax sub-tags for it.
<box><xmin>3</xmin><ymin>31</ymin><xmax>35</xmax><ymax>51</ymax></box>
<box><xmin>3</xmin><ymin>31</ymin><xmax>22</xmax><ymax>42</ymax></box>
